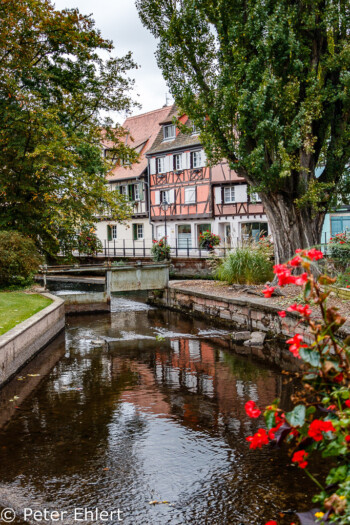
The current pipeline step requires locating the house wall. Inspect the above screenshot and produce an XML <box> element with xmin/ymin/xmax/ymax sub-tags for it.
<box><xmin>95</xmin><ymin>218</ymin><xmax>153</xmax><ymax>249</ymax></box>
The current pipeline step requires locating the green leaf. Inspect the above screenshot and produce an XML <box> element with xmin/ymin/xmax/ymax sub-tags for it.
<box><xmin>299</xmin><ymin>347</ymin><xmax>321</xmax><ymax>368</ymax></box>
<box><xmin>265</xmin><ymin>410</ymin><xmax>276</xmax><ymax>430</ymax></box>
<box><xmin>285</xmin><ymin>405</ymin><xmax>306</xmax><ymax>427</ymax></box>
<box><xmin>322</xmin><ymin>440</ymin><xmax>348</xmax><ymax>458</ymax></box>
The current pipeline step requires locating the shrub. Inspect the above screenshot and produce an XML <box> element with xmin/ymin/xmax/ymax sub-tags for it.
<box><xmin>246</xmin><ymin>249</ymin><xmax>350</xmax><ymax>525</ymax></box>
<box><xmin>215</xmin><ymin>247</ymin><xmax>274</xmax><ymax>284</ymax></box>
<box><xmin>0</xmin><ymin>231</ymin><xmax>43</xmax><ymax>288</ymax></box>
<box><xmin>151</xmin><ymin>237</ymin><xmax>170</xmax><ymax>261</ymax></box>
<box><xmin>329</xmin><ymin>231</ymin><xmax>350</xmax><ymax>271</ymax></box>
<box><xmin>77</xmin><ymin>226</ymin><xmax>102</xmax><ymax>255</ymax></box>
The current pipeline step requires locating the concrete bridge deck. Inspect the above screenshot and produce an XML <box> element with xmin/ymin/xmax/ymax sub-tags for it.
<box><xmin>38</xmin><ymin>263</ymin><xmax>170</xmax><ymax>313</ymax></box>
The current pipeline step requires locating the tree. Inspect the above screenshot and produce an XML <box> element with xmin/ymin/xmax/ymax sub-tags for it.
<box><xmin>137</xmin><ymin>0</ymin><xmax>350</xmax><ymax>263</ymax></box>
<box><xmin>0</xmin><ymin>0</ymin><xmax>139</xmax><ymax>254</ymax></box>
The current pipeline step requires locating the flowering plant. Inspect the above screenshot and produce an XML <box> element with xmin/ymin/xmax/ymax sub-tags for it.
<box><xmin>151</xmin><ymin>237</ymin><xmax>170</xmax><ymax>261</ymax></box>
<box><xmin>329</xmin><ymin>231</ymin><xmax>350</xmax><ymax>271</ymax></box>
<box><xmin>246</xmin><ymin>248</ymin><xmax>350</xmax><ymax>525</ymax></box>
<box><xmin>77</xmin><ymin>226</ymin><xmax>102</xmax><ymax>255</ymax></box>
<box><xmin>199</xmin><ymin>230</ymin><xmax>220</xmax><ymax>251</ymax></box>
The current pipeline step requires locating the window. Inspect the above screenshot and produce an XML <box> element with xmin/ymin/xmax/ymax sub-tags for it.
<box><xmin>241</xmin><ymin>222</ymin><xmax>268</xmax><ymax>242</ymax></box>
<box><xmin>119</xmin><ymin>185</ymin><xmax>128</xmax><ymax>196</ymax></box>
<box><xmin>249</xmin><ymin>192</ymin><xmax>261</xmax><ymax>203</ymax></box>
<box><xmin>156</xmin><ymin>157</ymin><xmax>165</xmax><ymax>174</ymax></box>
<box><xmin>134</xmin><ymin>184</ymin><xmax>140</xmax><ymax>201</ymax></box>
<box><xmin>163</xmin><ymin>124</ymin><xmax>176</xmax><ymax>140</ymax></box>
<box><xmin>191</xmin><ymin>150</ymin><xmax>202</xmax><ymax>168</ymax></box>
<box><xmin>224</xmin><ymin>186</ymin><xmax>235</xmax><ymax>203</ymax></box>
<box><xmin>160</xmin><ymin>190</ymin><xmax>169</xmax><ymax>203</ymax></box>
<box><xmin>173</xmin><ymin>154</ymin><xmax>181</xmax><ymax>171</ymax></box>
<box><xmin>184</xmin><ymin>186</ymin><xmax>196</xmax><ymax>204</ymax></box>
<box><xmin>112</xmin><ymin>225</ymin><xmax>117</xmax><ymax>240</ymax></box>
<box><xmin>133</xmin><ymin>223</ymin><xmax>144</xmax><ymax>240</ymax></box>
<box><xmin>191</xmin><ymin>124</ymin><xmax>198</xmax><ymax>135</ymax></box>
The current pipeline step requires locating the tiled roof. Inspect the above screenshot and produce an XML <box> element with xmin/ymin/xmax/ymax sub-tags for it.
<box><xmin>147</xmin><ymin>107</ymin><xmax>202</xmax><ymax>155</ymax></box>
<box><xmin>106</xmin><ymin>105</ymin><xmax>173</xmax><ymax>182</ymax></box>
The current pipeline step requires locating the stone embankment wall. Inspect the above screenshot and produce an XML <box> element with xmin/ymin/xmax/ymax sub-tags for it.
<box><xmin>0</xmin><ymin>293</ymin><xmax>65</xmax><ymax>387</ymax></box>
<box><xmin>148</xmin><ymin>285</ymin><xmax>350</xmax><ymax>371</ymax></box>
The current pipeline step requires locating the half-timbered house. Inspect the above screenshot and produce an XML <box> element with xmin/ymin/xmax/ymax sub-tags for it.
<box><xmin>95</xmin><ymin>105</ymin><xmax>172</xmax><ymax>251</ymax></box>
<box><xmin>147</xmin><ymin>106</ymin><xmax>269</xmax><ymax>250</ymax></box>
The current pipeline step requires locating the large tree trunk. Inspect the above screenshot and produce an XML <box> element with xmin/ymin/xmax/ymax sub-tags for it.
<box><xmin>262</xmin><ymin>193</ymin><xmax>325</xmax><ymax>265</ymax></box>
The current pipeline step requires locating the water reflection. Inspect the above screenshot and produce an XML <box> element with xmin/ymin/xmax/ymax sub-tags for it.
<box><xmin>0</xmin><ymin>295</ymin><xmax>314</xmax><ymax>524</ymax></box>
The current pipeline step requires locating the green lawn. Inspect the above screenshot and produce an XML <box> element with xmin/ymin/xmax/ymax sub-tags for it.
<box><xmin>0</xmin><ymin>292</ymin><xmax>52</xmax><ymax>336</ymax></box>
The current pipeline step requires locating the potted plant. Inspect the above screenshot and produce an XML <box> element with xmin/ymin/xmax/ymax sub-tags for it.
<box><xmin>199</xmin><ymin>231</ymin><xmax>221</xmax><ymax>251</ymax></box>
<box><xmin>151</xmin><ymin>237</ymin><xmax>171</xmax><ymax>261</ymax></box>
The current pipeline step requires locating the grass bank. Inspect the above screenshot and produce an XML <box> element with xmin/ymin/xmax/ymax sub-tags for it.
<box><xmin>0</xmin><ymin>292</ymin><xmax>52</xmax><ymax>336</ymax></box>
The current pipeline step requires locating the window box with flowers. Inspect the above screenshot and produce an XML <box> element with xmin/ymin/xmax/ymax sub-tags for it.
<box><xmin>151</xmin><ymin>237</ymin><xmax>171</xmax><ymax>262</ymax></box>
<box><xmin>199</xmin><ymin>231</ymin><xmax>221</xmax><ymax>251</ymax></box>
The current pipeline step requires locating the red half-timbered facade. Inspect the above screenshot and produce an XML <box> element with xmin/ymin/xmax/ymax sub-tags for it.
<box><xmin>147</xmin><ymin>106</ymin><xmax>269</xmax><ymax>248</ymax></box>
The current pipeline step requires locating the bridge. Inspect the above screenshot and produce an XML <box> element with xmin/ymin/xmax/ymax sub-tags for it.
<box><xmin>39</xmin><ymin>262</ymin><xmax>169</xmax><ymax>313</ymax></box>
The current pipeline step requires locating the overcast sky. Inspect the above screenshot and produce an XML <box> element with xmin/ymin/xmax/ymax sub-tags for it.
<box><xmin>54</xmin><ymin>0</ymin><xmax>171</xmax><ymax>123</ymax></box>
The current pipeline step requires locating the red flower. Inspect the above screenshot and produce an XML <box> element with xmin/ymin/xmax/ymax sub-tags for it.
<box><xmin>286</xmin><ymin>334</ymin><xmax>307</xmax><ymax>358</ymax></box>
<box><xmin>265</xmin><ymin>521</ymin><xmax>278</xmax><ymax>525</ymax></box>
<box><xmin>287</xmin><ymin>303</ymin><xmax>312</xmax><ymax>317</ymax></box>
<box><xmin>344</xmin><ymin>400</ymin><xmax>350</xmax><ymax>408</ymax></box>
<box><xmin>305</xmin><ymin>248</ymin><xmax>324</xmax><ymax>261</ymax></box>
<box><xmin>278</xmin><ymin>310</ymin><xmax>286</xmax><ymax>318</ymax></box>
<box><xmin>294</xmin><ymin>272</ymin><xmax>308</xmax><ymax>286</ymax></box>
<box><xmin>289</xmin><ymin>256</ymin><xmax>302</xmax><ymax>267</ymax></box>
<box><xmin>327</xmin><ymin>405</ymin><xmax>337</xmax><ymax>411</ymax></box>
<box><xmin>262</xmin><ymin>286</ymin><xmax>275</xmax><ymax>298</ymax></box>
<box><xmin>308</xmin><ymin>419</ymin><xmax>336</xmax><ymax>441</ymax></box>
<box><xmin>292</xmin><ymin>450</ymin><xmax>308</xmax><ymax>469</ymax></box>
<box><xmin>245</xmin><ymin>400</ymin><xmax>261</xmax><ymax>418</ymax></box>
<box><xmin>246</xmin><ymin>428</ymin><xmax>269</xmax><ymax>449</ymax></box>
<box><xmin>345</xmin><ymin>436</ymin><xmax>350</xmax><ymax>443</ymax></box>
<box><xmin>334</xmin><ymin>373</ymin><xmax>344</xmax><ymax>383</ymax></box>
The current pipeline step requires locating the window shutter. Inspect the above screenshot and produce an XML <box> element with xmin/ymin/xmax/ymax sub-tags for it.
<box><xmin>182</xmin><ymin>152</ymin><xmax>188</xmax><ymax>169</ymax></box>
<box><xmin>168</xmin><ymin>189</ymin><xmax>175</xmax><ymax>204</ymax></box>
<box><xmin>235</xmin><ymin>184</ymin><xmax>247</xmax><ymax>202</ymax></box>
<box><xmin>214</xmin><ymin>186</ymin><xmax>222</xmax><ymax>204</ymax></box>
<box><xmin>155</xmin><ymin>191</ymin><xmax>160</xmax><ymax>205</ymax></box>
<box><xmin>139</xmin><ymin>183</ymin><xmax>144</xmax><ymax>201</ymax></box>
<box><xmin>128</xmin><ymin>184</ymin><xmax>135</xmax><ymax>201</ymax></box>
<box><xmin>201</xmin><ymin>149</ymin><xmax>207</xmax><ymax>166</ymax></box>
<box><xmin>107</xmin><ymin>225</ymin><xmax>112</xmax><ymax>241</ymax></box>
<box><xmin>190</xmin><ymin>152</ymin><xmax>193</xmax><ymax>169</ymax></box>
<box><xmin>133</xmin><ymin>224</ymin><xmax>137</xmax><ymax>240</ymax></box>
<box><xmin>150</xmin><ymin>158</ymin><xmax>156</xmax><ymax>175</ymax></box>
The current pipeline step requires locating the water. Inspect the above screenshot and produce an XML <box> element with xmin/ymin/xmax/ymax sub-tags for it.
<box><xmin>0</xmin><ymin>295</ymin><xmax>315</xmax><ymax>525</ymax></box>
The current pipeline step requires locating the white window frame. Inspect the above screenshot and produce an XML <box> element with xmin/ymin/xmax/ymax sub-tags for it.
<box><xmin>224</xmin><ymin>186</ymin><xmax>235</xmax><ymax>204</ymax></box>
<box><xmin>250</xmin><ymin>192</ymin><xmax>261</xmax><ymax>203</ymax></box>
<box><xmin>173</xmin><ymin>154</ymin><xmax>181</xmax><ymax>171</ymax></box>
<box><xmin>156</xmin><ymin>157</ymin><xmax>165</xmax><ymax>174</ymax></box>
<box><xmin>119</xmin><ymin>185</ymin><xmax>128</xmax><ymax>196</ymax></box>
<box><xmin>191</xmin><ymin>150</ymin><xmax>202</xmax><ymax>168</ymax></box>
<box><xmin>191</xmin><ymin>124</ymin><xmax>198</xmax><ymax>135</ymax></box>
<box><xmin>134</xmin><ymin>184</ymin><xmax>140</xmax><ymax>201</ymax></box>
<box><xmin>137</xmin><ymin>224</ymin><xmax>144</xmax><ymax>240</ymax></box>
<box><xmin>160</xmin><ymin>190</ymin><xmax>169</xmax><ymax>204</ymax></box>
<box><xmin>163</xmin><ymin>124</ymin><xmax>176</xmax><ymax>141</ymax></box>
<box><xmin>184</xmin><ymin>186</ymin><xmax>196</xmax><ymax>204</ymax></box>
<box><xmin>111</xmin><ymin>225</ymin><xmax>117</xmax><ymax>240</ymax></box>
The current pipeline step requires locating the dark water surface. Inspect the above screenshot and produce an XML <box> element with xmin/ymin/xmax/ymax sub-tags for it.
<box><xmin>0</xmin><ymin>294</ymin><xmax>314</xmax><ymax>525</ymax></box>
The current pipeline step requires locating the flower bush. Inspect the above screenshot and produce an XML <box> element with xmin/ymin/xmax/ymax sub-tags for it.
<box><xmin>77</xmin><ymin>226</ymin><xmax>102</xmax><ymax>255</ymax></box>
<box><xmin>329</xmin><ymin>232</ymin><xmax>350</xmax><ymax>271</ymax></box>
<box><xmin>245</xmin><ymin>248</ymin><xmax>350</xmax><ymax>525</ymax></box>
<box><xmin>199</xmin><ymin>230</ymin><xmax>221</xmax><ymax>251</ymax></box>
<box><xmin>151</xmin><ymin>237</ymin><xmax>170</xmax><ymax>261</ymax></box>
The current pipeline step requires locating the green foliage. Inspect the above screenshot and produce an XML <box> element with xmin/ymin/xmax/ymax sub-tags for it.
<box><xmin>151</xmin><ymin>237</ymin><xmax>171</xmax><ymax>262</ymax></box>
<box><xmin>199</xmin><ymin>231</ymin><xmax>221</xmax><ymax>250</ymax></box>
<box><xmin>336</xmin><ymin>270</ymin><xmax>350</xmax><ymax>289</ymax></box>
<box><xmin>329</xmin><ymin>232</ymin><xmax>350</xmax><ymax>271</ymax></box>
<box><xmin>0</xmin><ymin>231</ymin><xmax>43</xmax><ymax>288</ymax></box>
<box><xmin>215</xmin><ymin>247</ymin><xmax>274</xmax><ymax>284</ymax></box>
<box><xmin>137</xmin><ymin>0</ymin><xmax>350</xmax><ymax>260</ymax></box>
<box><xmin>0</xmin><ymin>0</ymin><xmax>138</xmax><ymax>254</ymax></box>
<box><xmin>77</xmin><ymin>226</ymin><xmax>102</xmax><ymax>256</ymax></box>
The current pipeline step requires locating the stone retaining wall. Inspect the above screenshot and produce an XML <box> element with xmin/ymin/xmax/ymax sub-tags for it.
<box><xmin>148</xmin><ymin>285</ymin><xmax>350</xmax><ymax>370</ymax></box>
<box><xmin>0</xmin><ymin>293</ymin><xmax>65</xmax><ymax>387</ymax></box>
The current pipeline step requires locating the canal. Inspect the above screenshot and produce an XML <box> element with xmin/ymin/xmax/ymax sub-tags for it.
<box><xmin>0</xmin><ymin>294</ymin><xmax>315</xmax><ymax>525</ymax></box>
